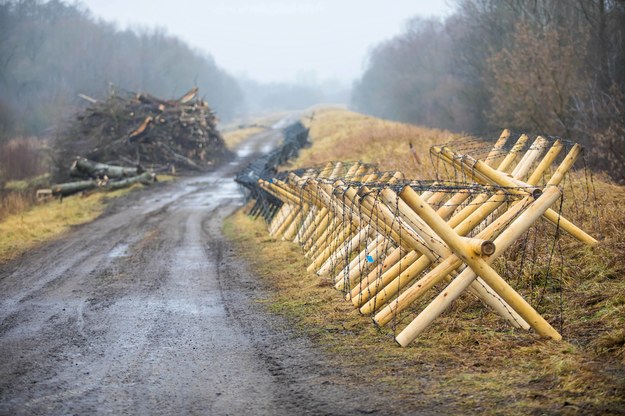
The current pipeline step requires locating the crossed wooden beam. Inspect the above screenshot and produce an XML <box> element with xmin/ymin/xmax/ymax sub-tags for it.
<box><xmin>256</xmin><ymin>130</ymin><xmax>596</xmax><ymax>346</ymax></box>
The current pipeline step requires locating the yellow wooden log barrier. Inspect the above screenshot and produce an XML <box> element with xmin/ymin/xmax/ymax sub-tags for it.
<box><xmin>260</xmin><ymin>180</ymin><xmax>303</xmax><ymax>237</ymax></box>
<box><xmin>372</xmin><ymin>194</ymin><xmax>533</xmax><ymax>326</ymax></box>
<box><xmin>527</xmin><ymin>140</ymin><xmax>563</xmax><ymax>185</ymax></box>
<box><xmin>350</xmin><ymin>165</ymin><xmax>370</xmax><ymax>182</ymax></box>
<box><xmin>307</xmin><ymin>217</ymin><xmax>341</xmax><ymax>259</ymax></box>
<box><xmin>272</xmin><ymin>205</ymin><xmax>301</xmax><ymax>238</ymax></box>
<box><xmin>306</xmin><ymin>213</ymin><xmax>350</xmax><ymax>261</ymax></box>
<box><xmin>462</xmin><ymin>237</ymin><xmax>496</xmax><ymax>256</ymax></box>
<box><xmin>268</xmin><ymin>204</ymin><xmax>292</xmax><ymax>235</ymax></box>
<box><xmin>483</xmin><ymin>129</ymin><xmax>512</xmax><ymax>168</ymax></box>
<box><xmin>302</xmin><ymin>184</ymin><xmax>346</xmax><ymax>257</ymax></box>
<box><xmin>428</xmin><ymin>133</ymin><xmax>531</xmax><ymax>232</ymax></box>
<box><xmin>356</xmin><ymin>189</ymin><xmax>505</xmax><ymax>314</ymax></box>
<box><xmin>510</xmin><ymin>136</ymin><xmax>549</xmax><ymax>179</ymax></box>
<box><xmin>328</xmin><ymin>162</ymin><xmax>344</xmax><ymax>179</ymax></box>
<box><xmin>349</xmin><ymin>246</ymin><xmax>408</xmax><ymax>304</ymax></box>
<box><xmin>395</xmin><ymin>186</ymin><xmax>562</xmax><ymax>346</ymax></box>
<box><xmin>307</xmin><ymin>210</ymin><xmax>357</xmax><ymax>271</ymax></box>
<box><xmin>435</xmin><ymin>144</ymin><xmax>597</xmax><ymax>245</ymax></box>
<box><xmin>298</xmin><ymin>179</ymin><xmax>350</xmax><ymax>252</ymax></box>
<box><xmin>318</xmin><ymin>225</ymin><xmax>372</xmax><ymax>276</ymax></box>
<box><xmin>312</xmin><ymin>169</ymin><xmax>403</xmax><ymax>277</ymax></box>
<box><xmin>358</xmin><ymin>252</ymin><xmax>426</xmax><ymax>312</ymax></box>
<box><xmin>283</xmin><ymin>207</ymin><xmax>307</xmax><ymax>241</ymax></box>
<box><xmin>259</xmin><ymin>180</ymin><xmax>301</xmax><ymax>205</ymax></box>
<box><xmin>339</xmin><ymin>238</ymin><xmax>395</xmax><ymax>292</ymax></box>
<box><xmin>302</xmin><ymin>210</ymin><xmax>329</xmax><ymax>251</ymax></box>
<box><xmin>497</xmin><ymin>134</ymin><xmax>529</xmax><ymax>173</ymax></box>
<box><xmin>344</xmin><ymin>162</ymin><xmax>362</xmax><ymax>180</ymax></box>
<box><xmin>357</xmin><ymin>187</ymin><xmax>516</xmax><ymax>323</ymax></box>
<box><xmin>351</xmin><ymin>176</ymin><xmax>459</xmax><ymax>308</ymax></box>
<box><xmin>435</xmin><ymin>190</ymin><xmax>472</xmax><ymax>221</ymax></box>
<box><xmin>268</xmin><ymin>204</ymin><xmax>294</xmax><ymax>237</ymax></box>
<box><xmin>289</xmin><ymin>167</ymin><xmax>341</xmax><ymax>244</ymax></box>
<box><xmin>334</xmin><ymin>235</ymin><xmax>385</xmax><ymax>290</ymax></box>
<box><xmin>301</xmin><ymin>180</ymin><xmax>351</xmax><ymax>257</ymax></box>
<box><xmin>354</xmin><ymin>189</ymin><xmax>450</xmax><ymax>308</ymax></box>
<box><xmin>317</xmin><ymin>220</ymin><xmax>369</xmax><ymax>275</ymax></box>
<box><xmin>468</xmin><ymin>138</ymin><xmax>561</xmax><ymax>235</ymax></box>
<box><xmin>293</xmin><ymin>209</ymin><xmax>316</xmax><ymax>244</ymax></box>
<box><xmin>398</xmin><ymin>185</ymin><xmax>562</xmax><ymax>340</ymax></box>
<box><xmin>308</xmin><ymin>183</ymin><xmax>380</xmax><ymax>270</ymax></box>
<box><xmin>317</xmin><ymin>162</ymin><xmax>336</xmax><ymax>178</ymax></box>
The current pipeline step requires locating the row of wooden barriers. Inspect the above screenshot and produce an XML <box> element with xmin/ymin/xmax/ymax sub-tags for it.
<box><xmin>252</xmin><ymin>130</ymin><xmax>597</xmax><ymax>347</ymax></box>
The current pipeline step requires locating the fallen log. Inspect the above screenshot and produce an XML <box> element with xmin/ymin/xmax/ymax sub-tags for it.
<box><xmin>51</xmin><ymin>180</ymin><xmax>98</xmax><ymax>197</ymax></box>
<box><xmin>48</xmin><ymin>169</ymin><xmax>156</xmax><ymax>197</ymax></box>
<box><xmin>104</xmin><ymin>172</ymin><xmax>156</xmax><ymax>190</ymax></box>
<box><xmin>70</xmin><ymin>158</ymin><xmax>143</xmax><ymax>180</ymax></box>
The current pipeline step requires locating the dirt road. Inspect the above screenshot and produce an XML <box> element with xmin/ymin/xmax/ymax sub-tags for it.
<box><xmin>0</xmin><ymin>124</ymin><xmax>395</xmax><ymax>415</ymax></box>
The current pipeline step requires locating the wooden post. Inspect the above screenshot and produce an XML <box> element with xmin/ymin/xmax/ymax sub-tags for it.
<box><xmin>334</xmin><ymin>236</ymin><xmax>386</xmax><ymax>290</ymax></box>
<box><xmin>510</xmin><ymin>136</ymin><xmax>549</xmax><ymax>179</ymax></box>
<box><xmin>496</xmin><ymin>134</ymin><xmax>529</xmax><ymax>173</ymax></box>
<box><xmin>318</xmin><ymin>225</ymin><xmax>372</xmax><ymax>276</ymax></box>
<box><xmin>527</xmin><ymin>140</ymin><xmax>563</xmax><ymax>185</ymax></box>
<box><xmin>349</xmin><ymin>246</ymin><xmax>408</xmax><ymax>304</ymax></box>
<box><xmin>268</xmin><ymin>204</ymin><xmax>291</xmax><ymax>234</ymax></box>
<box><xmin>435</xmin><ymin>144</ymin><xmax>597</xmax><ymax>245</ymax></box>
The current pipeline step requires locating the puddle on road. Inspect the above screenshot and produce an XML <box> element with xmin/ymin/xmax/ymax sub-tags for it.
<box><xmin>108</xmin><ymin>243</ymin><xmax>129</xmax><ymax>258</ymax></box>
<box><xmin>179</xmin><ymin>178</ymin><xmax>243</xmax><ymax>209</ymax></box>
<box><xmin>236</xmin><ymin>145</ymin><xmax>253</xmax><ymax>158</ymax></box>
<box><xmin>261</xmin><ymin>142</ymin><xmax>274</xmax><ymax>154</ymax></box>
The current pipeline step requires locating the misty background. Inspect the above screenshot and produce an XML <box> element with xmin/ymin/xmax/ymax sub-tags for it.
<box><xmin>1</xmin><ymin>0</ymin><xmax>624</xmax><ymax>180</ymax></box>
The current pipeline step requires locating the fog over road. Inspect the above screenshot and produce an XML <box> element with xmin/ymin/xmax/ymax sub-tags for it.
<box><xmin>0</xmin><ymin>122</ymin><xmax>392</xmax><ymax>415</ymax></box>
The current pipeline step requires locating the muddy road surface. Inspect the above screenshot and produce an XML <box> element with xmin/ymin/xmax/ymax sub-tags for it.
<box><xmin>0</xmin><ymin>123</ymin><xmax>399</xmax><ymax>415</ymax></box>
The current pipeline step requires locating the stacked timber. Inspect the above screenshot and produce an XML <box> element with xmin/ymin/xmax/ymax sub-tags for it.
<box><xmin>54</xmin><ymin>87</ymin><xmax>228</xmax><ymax>180</ymax></box>
<box><xmin>45</xmin><ymin>158</ymin><xmax>157</xmax><ymax>198</ymax></box>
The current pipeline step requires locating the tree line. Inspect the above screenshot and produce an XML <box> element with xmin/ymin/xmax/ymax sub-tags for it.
<box><xmin>0</xmin><ymin>0</ymin><xmax>243</xmax><ymax>139</ymax></box>
<box><xmin>352</xmin><ymin>0</ymin><xmax>625</xmax><ymax>181</ymax></box>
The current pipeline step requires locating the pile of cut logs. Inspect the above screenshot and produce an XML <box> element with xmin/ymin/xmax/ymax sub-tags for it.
<box><xmin>54</xmin><ymin>87</ymin><xmax>228</xmax><ymax>180</ymax></box>
<box><xmin>38</xmin><ymin>158</ymin><xmax>156</xmax><ymax>198</ymax></box>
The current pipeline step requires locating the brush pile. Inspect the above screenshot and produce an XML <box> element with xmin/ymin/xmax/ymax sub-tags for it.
<box><xmin>54</xmin><ymin>87</ymin><xmax>229</xmax><ymax>180</ymax></box>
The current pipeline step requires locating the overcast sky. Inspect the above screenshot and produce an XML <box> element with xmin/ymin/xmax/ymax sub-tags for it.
<box><xmin>80</xmin><ymin>0</ymin><xmax>453</xmax><ymax>84</ymax></box>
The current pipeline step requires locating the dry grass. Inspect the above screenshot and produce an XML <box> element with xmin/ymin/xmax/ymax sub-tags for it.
<box><xmin>224</xmin><ymin>106</ymin><xmax>625</xmax><ymax>413</ymax></box>
<box><xmin>222</xmin><ymin>126</ymin><xmax>267</xmax><ymax>149</ymax></box>
<box><xmin>296</xmin><ymin>106</ymin><xmax>454</xmax><ymax>178</ymax></box>
<box><xmin>0</xmin><ymin>186</ymin><xmax>137</xmax><ymax>263</ymax></box>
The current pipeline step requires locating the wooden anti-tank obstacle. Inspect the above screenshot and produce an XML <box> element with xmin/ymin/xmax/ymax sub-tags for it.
<box><xmin>254</xmin><ymin>130</ymin><xmax>596</xmax><ymax>347</ymax></box>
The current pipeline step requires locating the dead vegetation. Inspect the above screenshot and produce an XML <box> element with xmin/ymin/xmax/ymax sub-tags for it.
<box><xmin>53</xmin><ymin>87</ymin><xmax>229</xmax><ymax>180</ymax></box>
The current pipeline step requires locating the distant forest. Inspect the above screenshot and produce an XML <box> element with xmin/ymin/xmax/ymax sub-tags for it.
<box><xmin>353</xmin><ymin>0</ymin><xmax>625</xmax><ymax>181</ymax></box>
<box><xmin>0</xmin><ymin>0</ymin><xmax>243</xmax><ymax>137</ymax></box>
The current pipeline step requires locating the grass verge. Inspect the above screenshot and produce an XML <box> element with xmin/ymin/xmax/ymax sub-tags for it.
<box><xmin>0</xmin><ymin>186</ymin><xmax>138</xmax><ymax>263</ymax></box>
